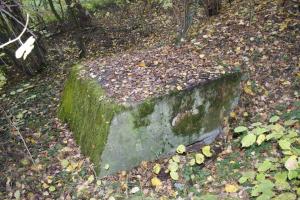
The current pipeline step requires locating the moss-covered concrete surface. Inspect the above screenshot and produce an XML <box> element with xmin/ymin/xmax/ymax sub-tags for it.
<box><xmin>59</xmin><ymin>65</ymin><xmax>124</xmax><ymax>172</ymax></box>
<box><xmin>59</xmin><ymin>65</ymin><xmax>241</xmax><ymax>176</ymax></box>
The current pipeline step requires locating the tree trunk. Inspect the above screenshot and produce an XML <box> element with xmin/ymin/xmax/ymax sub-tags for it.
<box><xmin>176</xmin><ymin>0</ymin><xmax>195</xmax><ymax>43</ymax></box>
<box><xmin>202</xmin><ymin>0</ymin><xmax>222</xmax><ymax>16</ymax></box>
<box><xmin>48</xmin><ymin>0</ymin><xmax>63</xmax><ymax>22</ymax></box>
<box><xmin>64</xmin><ymin>0</ymin><xmax>91</xmax><ymax>58</ymax></box>
<box><xmin>58</xmin><ymin>0</ymin><xmax>65</xmax><ymax>20</ymax></box>
<box><xmin>64</xmin><ymin>0</ymin><xmax>91</xmax><ymax>27</ymax></box>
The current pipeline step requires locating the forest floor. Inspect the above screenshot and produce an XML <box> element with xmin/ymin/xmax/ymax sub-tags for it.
<box><xmin>0</xmin><ymin>0</ymin><xmax>300</xmax><ymax>199</ymax></box>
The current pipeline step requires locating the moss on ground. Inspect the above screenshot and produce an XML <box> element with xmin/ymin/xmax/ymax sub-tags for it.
<box><xmin>59</xmin><ymin>65</ymin><xmax>124</xmax><ymax>172</ymax></box>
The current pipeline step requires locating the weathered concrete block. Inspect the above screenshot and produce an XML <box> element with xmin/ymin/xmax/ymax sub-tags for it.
<box><xmin>59</xmin><ymin>65</ymin><xmax>241</xmax><ymax>177</ymax></box>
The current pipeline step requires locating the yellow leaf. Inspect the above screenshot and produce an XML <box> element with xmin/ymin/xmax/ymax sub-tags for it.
<box><xmin>230</xmin><ymin>112</ymin><xmax>237</xmax><ymax>119</ymax></box>
<box><xmin>176</xmin><ymin>144</ymin><xmax>186</xmax><ymax>154</ymax></box>
<box><xmin>153</xmin><ymin>163</ymin><xmax>161</xmax><ymax>175</ymax></box>
<box><xmin>66</xmin><ymin>162</ymin><xmax>78</xmax><ymax>172</ymax></box>
<box><xmin>87</xmin><ymin>175</ymin><xmax>94</xmax><ymax>184</ymax></box>
<box><xmin>42</xmin><ymin>182</ymin><xmax>49</xmax><ymax>189</ymax></box>
<box><xmin>138</xmin><ymin>61</ymin><xmax>146</xmax><ymax>67</ymax></box>
<box><xmin>256</xmin><ymin>134</ymin><xmax>266</xmax><ymax>145</ymax></box>
<box><xmin>96</xmin><ymin>180</ymin><xmax>102</xmax><ymax>186</ymax></box>
<box><xmin>189</xmin><ymin>158</ymin><xmax>195</xmax><ymax>166</ymax></box>
<box><xmin>151</xmin><ymin>177</ymin><xmax>162</xmax><ymax>187</ymax></box>
<box><xmin>202</xmin><ymin>146</ymin><xmax>212</xmax><ymax>157</ymax></box>
<box><xmin>279</xmin><ymin>19</ymin><xmax>291</xmax><ymax>31</ymax></box>
<box><xmin>66</xmin><ymin>165</ymin><xmax>73</xmax><ymax>172</ymax></box>
<box><xmin>46</xmin><ymin>176</ymin><xmax>53</xmax><ymax>184</ymax></box>
<box><xmin>30</xmin><ymin>138</ymin><xmax>37</xmax><ymax>144</ymax></box>
<box><xmin>195</xmin><ymin>153</ymin><xmax>205</xmax><ymax>164</ymax></box>
<box><xmin>244</xmin><ymin>84</ymin><xmax>254</xmax><ymax>95</ymax></box>
<box><xmin>225</xmin><ymin>184</ymin><xmax>239</xmax><ymax>193</ymax></box>
<box><xmin>31</xmin><ymin>164</ymin><xmax>43</xmax><ymax>171</ymax></box>
<box><xmin>168</xmin><ymin>161</ymin><xmax>178</xmax><ymax>172</ymax></box>
<box><xmin>176</xmin><ymin>85</ymin><xmax>183</xmax><ymax>91</ymax></box>
<box><xmin>172</xmin><ymin>155</ymin><xmax>180</xmax><ymax>163</ymax></box>
<box><xmin>282</xmin><ymin>80</ymin><xmax>290</xmax><ymax>85</ymax></box>
<box><xmin>170</xmin><ymin>171</ymin><xmax>179</xmax><ymax>180</ymax></box>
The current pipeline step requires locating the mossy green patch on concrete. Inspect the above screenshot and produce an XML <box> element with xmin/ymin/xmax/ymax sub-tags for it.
<box><xmin>170</xmin><ymin>72</ymin><xmax>241</xmax><ymax>136</ymax></box>
<box><xmin>171</xmin><ymin>93</ymin><xmax>195</xmax><ymax>117</ymax></box>
<box><xmin>133</xmin><ymin>100</ymin><xmax>155</xmax><ymax>128</ymax></box>
<box><xmin>59</xmin><ymin>65</ymin><xmax>124</xmax><ymax>172</ymax></box>
<box><xmin>172</xmin><ymin>104</ymin><xmax>206</xmax><ymax>135</ymax></box>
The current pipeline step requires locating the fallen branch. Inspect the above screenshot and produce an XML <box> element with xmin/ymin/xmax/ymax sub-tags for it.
<box><xmin>0</xmin><ymin>105</ymin><xmax>35</xmax><ymax>164</ymax></box>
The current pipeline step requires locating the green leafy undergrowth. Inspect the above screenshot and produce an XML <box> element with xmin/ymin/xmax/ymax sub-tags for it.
<box><xmin>234</xmin><ymin>115</ymin><xmax>300</xmax><ymax>199</ymax></box>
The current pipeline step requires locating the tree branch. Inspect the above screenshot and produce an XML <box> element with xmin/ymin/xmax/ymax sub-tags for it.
<box><xmin>0</xmin><ymin>13</ymin><xmax>29</xmax><ymax>49</ymax></box>
<box><xmin>1</xmin><ymin>9</ymin><xmax>36</xmax><ymax>37</ymax></box>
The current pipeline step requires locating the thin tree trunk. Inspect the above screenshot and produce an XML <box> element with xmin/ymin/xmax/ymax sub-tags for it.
<box><xmin>65</xmin><ymin>0</ymin><xmax>91</xmax><ymax>27</ymax></box>
<box><xmin>48</xmin><ymin>0</ymin><xmax>63</xmax><ymax>22</ymax></box>
<box><xmin>58</xmin><ymin>0</ymin><xmax>65</xmax><ymax>20</ymax></box>
<box><xmin>64</xmin><ymin>0</ymin><xmax>91</xmax><ymax>58</ymax></box>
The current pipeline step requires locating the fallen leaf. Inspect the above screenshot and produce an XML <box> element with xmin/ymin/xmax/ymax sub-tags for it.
<box><xmin>49</xmin><ymin>186</ymin><xmax>56</xmax><ymax>192</ymax></box>
<box><xmin>202</xmin><ymin>146</ymin><xmax>212</xmax><ymax>157</ymax></box>
<box><xmin>153</xmin><ymin>163</ymin><xmax>161</xmax><ymax>175</ymax></box>
<box><xmin>195</xmin><ymin>153</ymin><xmax>205</xmax><ymax>164</ymax></box>
<box><xmin>168</xmin><ymin>161</ymin><xmax>178</xmax><ymax>172</ymax></box>
<box><xmin>285</xmin><ymin>156</ymin><xmax>298</xmax><ymax>171</ymax></box>
<box><xmin>61</xmin><ymin>159</ymin><xmax>69</xmax><ymax>168</ymax></box>
<box><xmin>170</xmin><ymin>171</ymin><xmax>179</xmax><ymax>181</ymax></box>
<box><xmin>176</xmin><ymin>144</ymin><xmax>186</xmax><ymax>154</ymax></box>
<box><xmin>234</xmin><ymin>126</ymin><xmax>248</xmax><ymax>133</ymax></box>
<box><xmin>278</xmin><ymin>139</ymin><xmax>291</xmax><ymax>150</ymax></box>
<box><xmin>256</xmin><ymin>134</ymin><xmax>266</xmax><ymax>145</ymax></box>
<box><xmin>151</xmin><ymin>177</ymin><xmax>162</xmax><ymax>187</ymax></box>
<box><xmin>269</xmin><ymin>115</ymin><xmax>280</xmax><ymax>123</ymax></box>
<box><xmin>176</xmin><ymin>85</ymin><xmax>183</xmax><ymax>91</ymax></box>
<box><xmin>130</xmin><ymin>186</ymin><xmax>140</xmax><ymax>194</ymax></box>
<box><xmin>172</xmin><ymin>155</ymin><xmax>180</xmax><ymax>163</ymax></box>
<box><xmin>138</xmin><ymin>61</ymin><xmax>146</xmax><ymax>67</ymax></box>
<box><xmin>257</xmin><ymin>160</ymin><xmax>272</xmax><ymax>172</ymax></box>
<box><xmin>225</xmin><ymin>184</ymin><xmax>238</xmax><ymax>193</ymax></box>
<box><xmin>241</xmin><ymin>133</ymin><xmax>256</xmax><ymax>147</ymax></box>
<box><xmin>87</xmin><ymin>175</ymin><xmax>94</xmax><ymax>184</ymax></box>
<box><xmin>189</xmin><ymin>158</ymin><xmax>195</xmax><ymax>166</ymax></box>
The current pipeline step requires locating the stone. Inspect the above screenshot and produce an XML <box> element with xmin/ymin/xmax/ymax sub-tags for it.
<box><xmin>59</xmin><ymin>65</ymin><xmax>241</xmax><ymax>177</ymax></box>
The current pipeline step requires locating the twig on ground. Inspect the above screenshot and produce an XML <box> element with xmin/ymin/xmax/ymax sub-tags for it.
<box><xmin>0</xmin><ymin>105</ymin><xmax>35</xmax><ymax>164</ymax></box>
